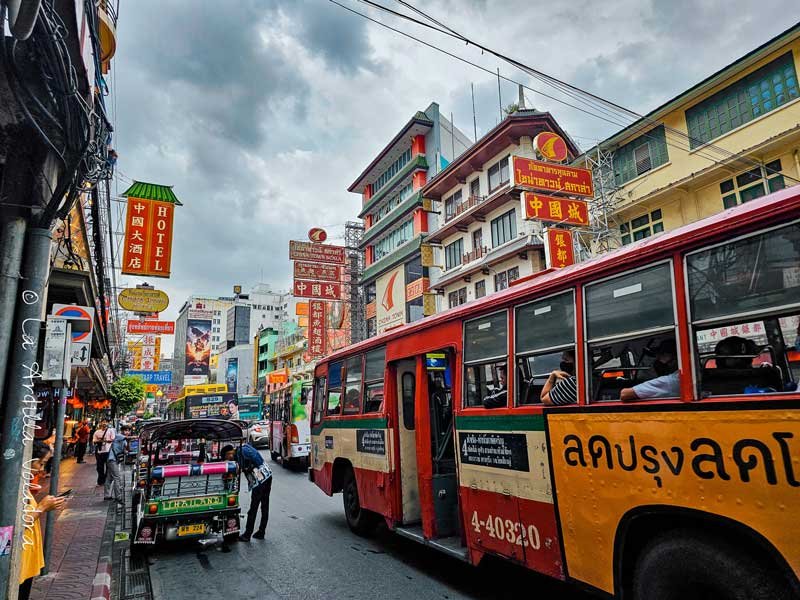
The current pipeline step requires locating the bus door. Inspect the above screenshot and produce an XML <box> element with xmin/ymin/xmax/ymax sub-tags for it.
<box><xmin>394</xmin><ymin>359</ymin><xmax>421</xmax><ymax>525</ymax></box>
<box><xmin>422</xmin><ymin>350</ymin><xmax>459</xmax><ymax>539</ymax></box>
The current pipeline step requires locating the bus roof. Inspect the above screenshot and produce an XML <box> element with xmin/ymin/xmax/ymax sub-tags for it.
<box><xmin>320</xmin><ymin>183</ymin><xmax>800</xmax><ymax>366</ymax></box>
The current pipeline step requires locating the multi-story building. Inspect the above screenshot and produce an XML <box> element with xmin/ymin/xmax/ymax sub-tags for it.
<box><xmin>577</xmin><ymin>23</ymin><xmax>800</xmax><ymax>246</ymax></box>
<box><xmin>350</xmin><ymin>102</ymin><xmax>472</xmax><ymax>337</ymax></box>
<box><xmin>254</xmin><ymin>327</ymin><xmax>278</xmax><ymax>393</ymax></box>
<box><xmin>423</xmin><ymin>109</ymin><xmax>579</xmax><ymax>309</ymax></box>
<box><xmin>172</xmin><ymin>284</ymin><xmax>300</xmax><ymax>388</ymax></box>
<box><xmin>215</xmin><ymin>344</ymin><xmax>254</xmax><ymax>395</ymax></box>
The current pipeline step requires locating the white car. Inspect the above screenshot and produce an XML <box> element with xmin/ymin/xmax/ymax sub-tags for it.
<box><xmin>247</xmin><ymin>420</ymin><xmax>270</xmax><ymax>448</ymax></box>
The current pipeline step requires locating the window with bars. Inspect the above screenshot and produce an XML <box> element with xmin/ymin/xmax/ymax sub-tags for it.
<box><xmin>444</xmin><ymin>190</ymin><xmax>463</xmax><ymax>220</ymax></box>
<box><xmin>686</xmin><ymin>52</ymin><xmax>799</xmax><ymax>148</ymax></box>
<box><xmin>469</xmin><ymin>178</ymin><xmax>480</xmax><ymax>198</ymax></box>
<box><xmin>720</xmin><ymin>159</ymin><xmax>786</xmax><ymax>209</ymax></box>
<box><xmin>373</xmin><ymin>148</ymin><xmax>412</xmax><ymax>193</ymax></box>
<box><xmin>475</xmin><ymin>280</ymin><xmax>486</xmax><ymax>299</ymax></box>
<box><xmin>620</xmin><ymin>209</ymin><xmax>664</xmax><ymax>245</ymax></box>
<box><xmin>613</xmin><ymin>125</ymin><xmax>669</xmax><ymax>186</ymax></box>
<box><xmin>488</xmin><ymin>155</ymin><xmax>510</xmax><ymax>191</ymax></box>
<box><xmin>445</xmin><ymin>238</ymin><xmax>464</xmax><ymax>270</ymax></box>
<box><xmin>494</xmin><ymin>266</ymin><xmax>520</xmax><ymax>292</ymax></box>
<box><xmin>448</xmin><ymin>287</ymin><xmax>467</xmax><ymax>308</ymax></box>
<box><xmin>491</xmin><ymin>209</ymin><xmax>517</xmax><ymax>247</ymax></box>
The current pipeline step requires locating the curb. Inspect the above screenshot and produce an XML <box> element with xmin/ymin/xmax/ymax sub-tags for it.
<box><xmin>90</xmin><ymin>561</ymin><xmax>112</xmax><ymax>600</ymax></box>
<box><xmin>92</xmin><ymin>499</ymin><xmax>118</xmax><ymax>600</ymax></box>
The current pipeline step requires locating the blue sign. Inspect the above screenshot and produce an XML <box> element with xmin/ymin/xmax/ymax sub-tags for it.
<box><xmin>128</xmin><ymin>370</ymin><xmax>172</xmax><ymax>384</ymax></box>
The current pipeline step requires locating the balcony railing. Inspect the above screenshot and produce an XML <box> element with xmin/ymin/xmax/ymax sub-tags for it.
<box><xmin>444</xmin><ymin>195</ymin><xmax>486</xmax><ymax>223</ymax></box>
<box><xmin>462</xmin><ymin>245</ymin><xmax>488</xmax><ymax>264</ymax></box>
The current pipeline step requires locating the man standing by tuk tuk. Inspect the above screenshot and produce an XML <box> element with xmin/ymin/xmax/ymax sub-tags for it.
<box><xmin>222</xmin><ymin>443</ymin><xmax>272</xmax><ymax>542</ymax></box>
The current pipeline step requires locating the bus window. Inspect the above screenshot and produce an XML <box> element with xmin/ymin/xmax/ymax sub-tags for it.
<box><xmin>327</xmin><ymin>361</ymin><xmax>343</xmax><ymax>415</ymax></box>
<box><xmin>363</xmin><ymin>347</ymin><xmax>386</xmax><ymax>413</ymax></box>
<box><xmin>515</xmin><ymin>291</ymin><xmax>575</xmax><ymax>405</ymax></box>
<box><xmin>312</xmin><ymin>377</ymin><xmax>326</xmax><ymax>426</ymax></box>
<box><xmin>343</xmin><ymin>355</ymin><xmax>363</xmax><ymax>414</ymax></box>
<box><xmin>585</xmin><ymin>263</ymin><xmax>679</xmax><ymax>402</ymax></box>
<box><xmin>463</xmin><ymin>311</ymin><xmax>508</xmax><ymax>408</ymax></box>
<box><xmin>687</xmin><ymin>223</ymin><xmax>800</xmax><ymax>396</ymax></box>
<box><xmin>401</xmin><ymin>372</ymin><xmax>415</xmax><ymax>429</ymax></box>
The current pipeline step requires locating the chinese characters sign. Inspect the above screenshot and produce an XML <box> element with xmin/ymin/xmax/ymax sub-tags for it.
<box><xmin>293</xmin><ymin>279</ymin><xmax>342</xmax><ymax>300</ymax></box>
<box><xmin>121</xmin><ymin>198</ymin><xmax>175</xmax><ymax>277</ymax></box>
<box><xmin>513</xmin><ymin>156</ymin><xmax>593</xmax><ymax>198</ymax></box>
<box><xmin>522</xmin><ymin>192</ymin><xmax>589</xmax><ymax>226</ymax></box>
<box><xmin>309</xmin><ymin>300</ymin><xmax>326</xmax><ymax>357</ymax></box>
<box><xmin>289</xmin><ymin>240</ymin><xmax>345</xmax><ymax>264</ymax></box>
<box><xmin>545</xmin><ymin>228</ymin><xmax>575</xmax><ymax>269</ymax></box>
<box><xmin>293</xmin><ymin>261</ymin><xmax>342</xmax><ymax>282</ymax></box>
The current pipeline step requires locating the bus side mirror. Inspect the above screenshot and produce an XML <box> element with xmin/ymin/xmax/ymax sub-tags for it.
<box><xmin>300</xmin><ymin>389</ymin><xmax>310</xmax><ymax>405</ymax></box>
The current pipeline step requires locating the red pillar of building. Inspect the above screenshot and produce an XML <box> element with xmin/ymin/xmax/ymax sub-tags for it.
<box><xmin>365</xmin><ymin>245</ymin><xmax>374</xmax><ymax>266</ymax></box>
<box><xmin>363</xmin><ymin>184</ymin><xmax>373</xmax><ymax>204</ymax></box>
<box><xmin>413</xmin><ymin>208</ymin><xmax>428</xmax><ymax>234</ymax></box>
<box><xmin>411</xmin><ymin>134</ymin><xmax>426</xmax><ymax>156</ymax></box>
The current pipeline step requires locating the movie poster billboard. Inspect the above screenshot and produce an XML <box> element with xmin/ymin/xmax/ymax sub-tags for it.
<box><xmin>185</xmin><ymin>319</ymin><xmax>211</xmax><ymax>377</ymax></box>
<box><xmin>225</xmin><ymin>358</ymin><xmax>239</xmax><ymax>393</ymax></box>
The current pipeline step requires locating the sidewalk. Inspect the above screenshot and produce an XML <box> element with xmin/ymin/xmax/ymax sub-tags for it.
<box><xmin>30</xmin><ymin>455</ymin><xmax>117</xmax><ymax>600</ymax></box>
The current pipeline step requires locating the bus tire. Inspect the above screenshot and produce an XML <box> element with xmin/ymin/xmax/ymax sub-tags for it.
<box><xmin>342</xmin><ymin>467</ymin><xmax>377</xmax><ymax>536</ymax></box>
<box><xmin>632</xmin><ymin>529</ymin><xmax>793</xmax><ymax>600</ymax></box>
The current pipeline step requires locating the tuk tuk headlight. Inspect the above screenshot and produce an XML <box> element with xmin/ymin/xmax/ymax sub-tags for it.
<box><xmin>148</xmin><ymin>503</ymin><xmax>158</xmax><ymax>514</ymax></box>
<box><xmin>227</xmin><ymin>495</ymin><xmax>237</xmax><ymax>507</ymax></box>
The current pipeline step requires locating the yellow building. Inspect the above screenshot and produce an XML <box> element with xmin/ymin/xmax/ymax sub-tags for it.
<box><xmin>577</xmin><ymin>23</ymin><xmax>800</xmax><ymax>244</ymax></box>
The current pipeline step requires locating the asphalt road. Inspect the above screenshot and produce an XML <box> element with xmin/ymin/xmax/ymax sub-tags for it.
<box><xmin>148</xmin><ymin>451</ymin><xmax>596</xmax><ymax>600</ymax></box>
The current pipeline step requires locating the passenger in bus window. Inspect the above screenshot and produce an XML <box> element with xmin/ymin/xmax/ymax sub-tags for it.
<box><xmin>482</xmin><ymin>367</ymin><xmax>507</xmax><ymax>408</ymax></box>
<box><xmin>620</xmin><ymin>339</ymin><xmax>680</xmax><ymax>401</ymax></box>
<box><xmin>541</xmin><ymin>350</ymin><xmax>577</xmax><ymax>406</ymax></box>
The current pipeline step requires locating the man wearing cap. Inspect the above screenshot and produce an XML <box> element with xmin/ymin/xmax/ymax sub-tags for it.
<box><xmin>620</xmin><ymin>339</ymin><xmax>681</xmax><ymax>401</ymax></box>
<box><xmin>221</xmin><ymin>443</ymin><xmax>272</xmax><ymax>542</ymax></box>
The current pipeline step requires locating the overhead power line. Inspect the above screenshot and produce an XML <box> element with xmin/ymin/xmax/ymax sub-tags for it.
<box><xmin>335</xmin><ymin>0</ymin><xmax>798</xmax><ymax>184</ymax></box>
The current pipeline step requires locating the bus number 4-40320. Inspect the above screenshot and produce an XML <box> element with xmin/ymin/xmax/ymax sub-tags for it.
<box><xmin>471</xmin><ymin>511</ymin><xmax>541</xmax><ymax>549</ymax></box>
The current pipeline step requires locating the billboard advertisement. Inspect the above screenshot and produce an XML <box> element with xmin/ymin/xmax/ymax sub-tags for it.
<box><xmin>184</xmin><ymin>393</ymin><xmax>238</xmax><ymax>419</ymax></box>
<box><xmin>289</xmin><ymin>240</ymin><xmax>345</xmax><ymax>264</ymax></box>
<box><xmin>185</xmin><ymin>319</ymin><xmax>212</xmax><ymax>377</ymax></box>
<box><xmin>376</xmin><ymin>265</ymin><xmax>406</xmax><ymax>334</ymax></box>
<box><xmin>225</xmin><ymin>357</ymin><xmax>239</xmax><ymax>393</ymax></box>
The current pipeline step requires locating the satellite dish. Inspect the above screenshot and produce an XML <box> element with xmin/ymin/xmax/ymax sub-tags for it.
<box><xmin>6</xmin><ymin>0</ymin><xmax>42</xmax><ymax>41</ymax></box>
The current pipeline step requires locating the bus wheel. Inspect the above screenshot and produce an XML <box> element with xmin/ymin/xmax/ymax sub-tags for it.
<box><xmin>632</xmin><ymin>529</ymin><xmax>792</xmax><ymax>600</ymax></box>
<box><xmin>342</xmin><ymin>467</ymin><xmax>377</xmax><ymax>536</ymax></box>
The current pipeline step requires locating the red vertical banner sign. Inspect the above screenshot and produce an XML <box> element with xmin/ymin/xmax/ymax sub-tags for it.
<box><xmin>309</xmin><ymin>300</ymin><xmax>326</xmax><ymax>357</ymax></box>
<box><xmin>544</xmin><ymin>228</ymin><xmax>575</xmax><ymax>269</ymax></box>
<box><xmin>122</xmin><ymin>198</ymin><xmax>153</xmax><ymax>276</ymax></box>
<box><xmin>147</xmin><ymin>200</ymin><xmax>175</xmax><ymax>277</ymax></box>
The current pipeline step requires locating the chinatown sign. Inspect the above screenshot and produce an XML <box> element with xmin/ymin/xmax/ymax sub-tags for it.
<box><xmin>293</xmin><ymin>261</ymin><xmax>342</xmax><ymax>282</ymax></box>
<box><xmin>512</xmin><ymin>156</ymin><xmax>593</xmax><ymax>198</ymax></box>
<box><xmin>127</xmin><ymin>320</ymin><xmax>175</xmax><ymax>335</ymax></box>
<box><xmin>308</xmin><ymin>300</ymin><xmax>326</xmax><ymax>357</ymax></box>
<box><xmin>544</xmin><ymin>228</ymin><xmax>575</xmax><ymax>269</ymax></box>
<box><xmin>522</xmin><ymin>192</ymin><xmax>589</xmax><ymax>226</ymax></box>
<box><xmin>533</xmin><ymin>131</ymin><xmax>569</xmax><ymax>162</ymax></box>
<box><xmin>308</xmin><ymin>227</ymin><xmax>328</xmax><ymax>243</ymax></box>
<box><xmin>118</xmin><ymin>287</ymin><xmax>169</xmax><ymax>313</ymax></box>
<box><xmin>293</xmin><ymin>279</ymin><xmax>342</xmax><ymax>300</ymax></box>
<box><xmin>289</xmin><ymin>240</ymin><xmax>345</xmax><ymax>264</ymax></box>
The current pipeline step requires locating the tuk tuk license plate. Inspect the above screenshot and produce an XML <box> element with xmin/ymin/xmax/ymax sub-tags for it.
<box><xmin>177</xmin><ymin>524</ymin><xmax>205</xmax><ymax>536</ymax></box>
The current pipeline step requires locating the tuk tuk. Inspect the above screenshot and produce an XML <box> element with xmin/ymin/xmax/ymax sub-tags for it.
<box><xmin>131</xmin><ymin>419</ymin><xmax>244</xmax><ymax>547</ymax></box>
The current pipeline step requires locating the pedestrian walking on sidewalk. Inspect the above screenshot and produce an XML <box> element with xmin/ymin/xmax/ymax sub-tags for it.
<box><xmin>19</xmin><ymin>440</ymin><xmax>66</xmax><ymax>600</ymax></box>
<box><xmin>93</xmin><ymin>420</ymin><xmax>115</xmax><ymax>486</ymax></box>
<box><xmin>105</xmin><ymin>424</ymin><xmax>131</xmax><ymax>503</ymax></box>
<box><xmin>75</xmin><ymin>420</ymin><xmax>90</xmax><ymax>463</ymax></box>
<box><xmin>222</xmin><ymin>443</ymin><xmax>272</xmax><ymax>542</ymax></box>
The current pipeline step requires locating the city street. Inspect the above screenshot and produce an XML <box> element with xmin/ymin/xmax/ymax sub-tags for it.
<box><xmin>146</xmin><ymin>452</ymin><xmax>593</xmax><ymax>600</ymax></box>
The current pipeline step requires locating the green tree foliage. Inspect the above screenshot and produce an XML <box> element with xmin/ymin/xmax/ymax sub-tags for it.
<box><xmin>109</xmin><ymin>375</ymin><xmax>146</xmax><ymax>415</ymax></box>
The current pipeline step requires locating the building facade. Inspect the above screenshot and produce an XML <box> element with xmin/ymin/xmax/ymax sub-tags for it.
<box><xmin>423</xmin><ymin>110</ymin><xmax>580</xmax><ymax>309</ymax></box>
<box><xmin>215</xmin><ymin>344</ymin><xmax>255</xmax><ymax>395</ymax></box>
<box><xmin>577</xmin><ymin>24</ymin><xmax>800</xmax><ymax>247</ymax></box>
<box><xmin>350</xmin><ymin>102</ymin><xmax>473</xmax><ymax>337</ymax></box>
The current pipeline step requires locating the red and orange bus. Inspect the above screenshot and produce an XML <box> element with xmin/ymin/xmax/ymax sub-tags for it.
<box><xmin>309</xmin><ymin>185</ymin><xmax>800</xmax><ymax>600</ymax></box>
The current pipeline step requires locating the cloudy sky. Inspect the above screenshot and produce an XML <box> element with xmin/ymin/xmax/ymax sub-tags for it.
<box><xmin>111</xmin><ymin>0</ymin><xmax>796</xmax><ymax>354</ymax></box>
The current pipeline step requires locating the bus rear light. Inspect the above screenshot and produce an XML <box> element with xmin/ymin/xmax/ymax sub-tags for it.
<box><xmin>148</xmin><ymin>503</ymin><xmax>158</xmax><ymax>514</ymax></box>
<box><xmin>602</xmin><ymin>371</ymin><xmax>625</xmax><ymax>378</ymax></box>
<box><xmin>290</xmin><ymin>424</ymin><xmax>299</xmax><ymax>444</ymax></box>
